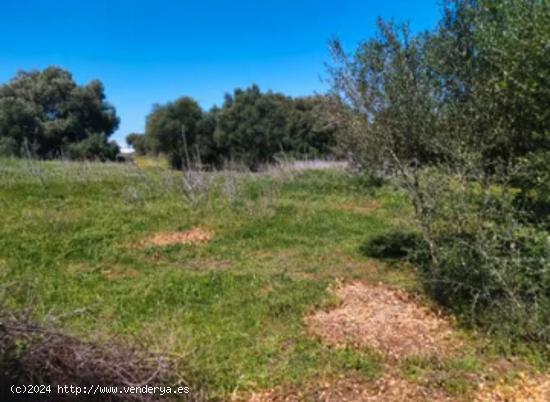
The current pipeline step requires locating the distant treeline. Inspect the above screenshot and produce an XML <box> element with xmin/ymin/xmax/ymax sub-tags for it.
<box><xmin>127</xmin><ymin>85</ymin><xmax>341</xmax><ymax>169</ymax></box>
<box><xmin>0</xmin><ymin>67</ymin><xmax>341</xmax><ymax>168</ymax></box>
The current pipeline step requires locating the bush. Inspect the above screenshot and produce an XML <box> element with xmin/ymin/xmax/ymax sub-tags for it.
<box><xmin>66</xmin><ymin>134</ymin><xmax>119</xmax><ymax>161</ymax></box>
<box><xmin>399</xmin><ymin>169</ymin><xmax>550</xmax><ymax>346</ymax></box>
<box><xmin>329</xmin><ymin>0</ymin><xmax>550</xmax><ymax>348</ymax></box>
<box><xmin>126</xmin><ymin>133</ymin><xmax>151</xmax><ymax>156</ymax></box>
<box><xmin>0</xmin><ymin>137</ymin><xmax>18</xmax><ymax>157</ymax></box>
<box><xmin>421</xmin><ymin>224</ymin><xmax>550</xmax><ymax>344</ymax></box>
<box><xmin>512</xmin><ymin>151</ymin><xmax>550</xmax><ymax>227</ymax></box>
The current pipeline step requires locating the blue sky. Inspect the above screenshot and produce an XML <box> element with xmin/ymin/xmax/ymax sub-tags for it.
<box><xmin>0</xmin><ymin>0</ymin><xmax>441</xmax><ymax>145</ymax></box>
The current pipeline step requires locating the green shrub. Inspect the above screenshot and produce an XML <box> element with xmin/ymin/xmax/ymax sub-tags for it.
<box><xmin>379</xmin><ymin>168</ymin><xmax>550</xmax><ymax>347</ymax></box>
<box><xmin>66</xmin><ymin>134</ymin><xmax>119</xmax><ymax>161</ymax></box>
<box><xmin>428</xmin><ymin>226</ymin><xmax>550</xmax><ymax>344</ymax></box>
<box><xmin>328</xmin><ymin>0</ymin><xmax>550</xmax><ymax>351</ymax></box>
<box><xmin>512</xmin><ymin>151</ymin><xmax>550</xmax><ymax>228</ymax></box>
<box><xmin>0</xmin><ymin>137</ymin><xmax>18</xmax><ymax>157</ymax></box>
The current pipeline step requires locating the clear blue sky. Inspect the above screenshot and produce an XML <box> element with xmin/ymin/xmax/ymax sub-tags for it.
<box><xmin>0</xmin><ymin>0</ymin><xmax>441</xmax><ymax>145</ymax></box>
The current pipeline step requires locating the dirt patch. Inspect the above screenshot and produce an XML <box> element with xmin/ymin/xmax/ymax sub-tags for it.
<box><xmin>330</xmin><ymin>375</ymin><xmax>452</xmax><ymax>402</ymax></box>
<box><xmin>245</xmin><ymin>375</ymin><xmax>452</xmax><ymax>402</ymax></box>
<box><xmin>247</xmin><ymin>283</ymin><xmax>545</xmax><ymax>402</ymax></box>
<box><xmin>475</xmin><ymin>373</ymin><xmax>550</xmax><ymax>402</ymax></box>
<box><xmin>306</xmin><ymin>282</ymin><xmax>457</xmax><ymax>360</ymax></box>
<box><xmin>141</xmin><ymin>227</ymin><xmax>213</xmax><ymax>247</ymax></box>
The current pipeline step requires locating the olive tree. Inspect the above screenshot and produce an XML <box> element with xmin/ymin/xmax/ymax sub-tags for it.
<box><xmin>0</xmin><ymin>66</ymin><xmax>119</xmax><ymax>159</ymax></box>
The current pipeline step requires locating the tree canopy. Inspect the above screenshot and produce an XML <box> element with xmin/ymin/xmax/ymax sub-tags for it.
<box><xmin>329</xmin><ymin>0</ymin><xmax>550</xmax><ymax>172</ymax></box>
<box><xmin>214</xmin><ymin>85</ymin><xmax>293</xmax><ymax>168</ymax></box>
<box><xmin>143</xmin><ymin>97</ymin><xmax>217</xmax><ymax>169</ymax></box>
<box><xmin>0</xmin><ymin>66</ymin><xmax>119</xmax><ymax>160</ymax></box>
<box><xmin>131</xmin><ymin>85</ymin><xmax>340</xmax><ymax>169</ymax></box>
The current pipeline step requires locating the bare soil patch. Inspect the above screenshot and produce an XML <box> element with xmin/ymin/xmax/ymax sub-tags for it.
<box><xmin>306</xmin><ymin>282</ymin><xmax>457</xmax><ymax>360</ymax></box>
<box><xmin>475</xmin><ymin>373</ymin><xmax>550</xmax><ymax>402</ymax></box>
<box><xmin>245</xmin><ymin>375</ymin><xmax>452</xmax><ymax>402</ymax></box>
<box><xmin>246</xmin><ymin>282</ymin><xmax>548</xmax><ymax>401</ymax></box>
<box><xmin>141</xmin><ymin>227</ymin><xmax>213</xmax><ymax>247</ymax></box>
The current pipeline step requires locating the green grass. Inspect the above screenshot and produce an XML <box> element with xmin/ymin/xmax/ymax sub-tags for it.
<box><xmin>0</xmin><ymin>158</ymin><xmax>536</xmax><ymax>398</ymax></box>
<box><xmin>0</xmin><ymin>160</ymin><xmax>406</xmax><ymax>396</ymax></box>
<box><xmin>400</xmin><ymin>354</ymin><xmax>483</xmax><ymax>396</ymax></box>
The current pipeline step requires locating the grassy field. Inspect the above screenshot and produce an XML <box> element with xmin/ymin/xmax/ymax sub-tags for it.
<box><xmin>0</xmin><ymin>158</ymin><xmax>543</xmax><ymax>400</ymax></box>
